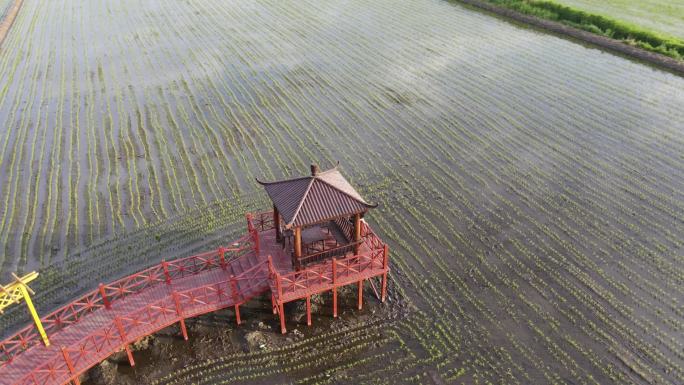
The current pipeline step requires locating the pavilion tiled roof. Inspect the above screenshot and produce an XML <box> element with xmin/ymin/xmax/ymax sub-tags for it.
<box><xmin>257</xmin><ymin>165</ymin><xmax>376</xmax><ymax>228</ymax></box>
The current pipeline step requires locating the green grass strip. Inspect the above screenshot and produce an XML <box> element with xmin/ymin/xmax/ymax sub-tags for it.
<box><xmin>481</xmin><ymin>0</ymin><xmax>684</xmax><ymax>60</ymax></box>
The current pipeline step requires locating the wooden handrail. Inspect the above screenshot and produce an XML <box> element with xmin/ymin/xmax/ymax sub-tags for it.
<box><xmin>296</xmin><ymin>241</ymin><xmax>362</xmax><ymax>267</ymax></box>
<box><xmin>0</xmin><ymin>234</ymin><xmax>254</xmax><ymax>366</ymax></box>
<box><xmin>10</xmin><ymin>256</ymin><xmax>272</xmax><ymax>385</ymax></box>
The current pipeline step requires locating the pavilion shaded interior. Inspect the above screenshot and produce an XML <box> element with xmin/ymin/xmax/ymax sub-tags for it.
<box><xmin>257</xmin><ymin>164</ymin><xmax>376</xmax><ymax>269</ymax></box>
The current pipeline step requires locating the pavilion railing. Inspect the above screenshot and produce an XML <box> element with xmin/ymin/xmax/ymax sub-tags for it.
<box><xmin>272</xmin><ymin>243</ymin><xmax>388</xmax><ymax>303</ymax></box>
<box><xmin>0</xmin><ymin>233</ymin><xmax>255</xmax><ymax>367</ymax></box>
<box><xmin>360</xmin><ymin>220</ymin><xmax>384</xmax><ymax>251</ymax></box>
<box><xmin>297</xmin><ymin>241</ymin><xmax>362</xmax><ymax>268</ymax></box>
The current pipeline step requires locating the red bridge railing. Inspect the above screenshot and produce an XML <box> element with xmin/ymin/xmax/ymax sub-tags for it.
<box><xmin>11</xmin><ymin>259</ymin><xmax>270</xmax><ymax>385</ymax></box>
<box><xmin>360</xmin><ymin>220</ymin><xmax>384</xmax><ymax>251</ymax></box>
<box><xmin>0</xmin><ymin>233</ymin><xmax>255</xmax><ymax>367</ymax></box>
<box><xmin>2</xmin><ymin>210</ymin><xmax>389</xmax><ymax>383</ymax></box>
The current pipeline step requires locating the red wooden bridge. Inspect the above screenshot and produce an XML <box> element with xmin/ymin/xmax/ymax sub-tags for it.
<box><xmin>0</xmin><ymin>211</ymin><xmax>389</xmax><ymax>385</ymax></box>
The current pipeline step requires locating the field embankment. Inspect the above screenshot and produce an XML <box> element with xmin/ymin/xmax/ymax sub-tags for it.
<box><xmin>0</xmin><ymin>0</ymin><xmax>22</xmax><ymax>46</ymax></box>
<box><xmin>550</xmin><ymin>0</ymin><xmax>684</xmax><ymax>40</ymax></box>
<box><xmin>454</xmin><ymin>0</ymin><xmax>684</xmax><ymax>74</ymax></box>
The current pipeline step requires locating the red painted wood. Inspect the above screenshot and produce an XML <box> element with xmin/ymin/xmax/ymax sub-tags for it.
<box><xmin>60</xmin><ymin>348</ymin><xmax>79</xmax><ymax>385</ymax></box>
<box><xmin>332</xmin><ymin>259</ymin><xmax>338</xmax><ymax>318</ymax></box>
<box><xmin>0</xmin><ymin>215</ymin><xmax>388</xmax><ymax>385</ymax></box>
<box><xmin>279</xmin><ymin>302</ymin><xmax>286</xmax><ymax>334</ymax></box>
<box><xmin>382</xmin><ymin>244</ymin><xmax>389</xmax><ymax>302</ymax></box>
<box><xmin>219</xmin><ymin>247</ymin><xmax>226</xmax><ymax>271</ymax></box>
<box><xmin>358</xmin><ymin>280</ymin><xmax>363</xmax><ymax>310</ymax></box>
<box><xmin>98</xmin><ymin>284</ymin><xmax>110</xmax><ymax>310</ymax></box>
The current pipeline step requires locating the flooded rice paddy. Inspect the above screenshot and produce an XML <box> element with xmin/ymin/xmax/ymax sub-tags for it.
<box><xmin>0</xmin><ymin>0</ymin><xmax>683</xmax><ymax>383</ymax></box>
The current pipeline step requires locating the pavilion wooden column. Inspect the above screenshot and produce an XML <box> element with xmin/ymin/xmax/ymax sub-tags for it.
<box><xmin>273</xmin><ymin>205</ymin><xmax>281</xmax><ymax>242</ymax></box>
<box><xmin>353</xmin><ymin>213</ymin><xmax>361</xmax><ymax>254</ymax></box>
<box><xmin>294</xmin><ymin>226</ymin><xmax>302</xmax><ymax>269</ymax></box>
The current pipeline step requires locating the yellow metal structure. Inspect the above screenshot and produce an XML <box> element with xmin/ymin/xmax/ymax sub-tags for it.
<box><xmin>0</xmin><ymin>271</ymin><xmax>49</xmax><ymax>346</ymax></box>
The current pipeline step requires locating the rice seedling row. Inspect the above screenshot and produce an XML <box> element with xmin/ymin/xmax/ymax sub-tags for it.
<box><xmin>1</xmin><ymin>0</ymin><xmax>683</xmax><ymax>383</ymax></box>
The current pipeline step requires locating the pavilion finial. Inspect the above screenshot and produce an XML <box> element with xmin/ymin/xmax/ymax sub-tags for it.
<box><xmin>310</xmin><ymin>164</ymin><xmax>320</xmax><ymax>176</ymax></box>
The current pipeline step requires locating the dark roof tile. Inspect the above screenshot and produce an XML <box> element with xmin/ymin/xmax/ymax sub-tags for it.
<box><xmin>257</xmin><ymin>166</ymin><xmax>375</xmax><ymax>228</ymax></box>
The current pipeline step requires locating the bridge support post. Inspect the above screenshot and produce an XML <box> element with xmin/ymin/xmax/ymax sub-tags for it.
<box><xmin>278</xmin><ymin>302</ymin><xmax>286</xmax><ymax>334</ymax></box>
<box><xmin>332</xmin><ymin>287</ymin><xmax>338</xmax><ymax>318</ymax></box>
<box><xmin>381</xmin><ymin>244</ymin><xmax>389</xmax><ymax>303</ymax></box>
<box><xmin>306</xmin><ymin>296</ymin><xmax>311</xmax><ymax>326</ymax></box>
<box><xmin>61</xmin><ymin>347</ymin><xmax>81</xmax><ymax>385</ymax></box>
<box><xmin>123</xmin><ymin>346</ymin><xmax>135</xmax><ymax>367</ymax></box>
<box><xmin>179</xmin><ymin>319</ymin><xmax>188</xmax><ymax>341</ymax></box>
<box><xmin>172</xmin><ymin>292</ymin><xmax>188</xmax><ymax>341</ymax></box>
<box><xmin>332</xmin><ymin>259</ymin><xmax>337</xmax><ymax>318</ymax></box>
<box><xmin>358</xmin><ymin>279</ymin><xmax>364</xmax><ymax>310</ymax></box>
<box><xmin>230</xmin><ymin>276</ymin><xmax>241</xmax><ymax>325</ymax></box>
<box><xmin>114</xmin><ymin>317</ymin><xmax>135</xmax><ymax>367</ymax></box>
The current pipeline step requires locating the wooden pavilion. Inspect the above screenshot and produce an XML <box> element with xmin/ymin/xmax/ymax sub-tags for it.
<box><xmin>257</xmin><ymin>163</ymin><xmax>377</xmax><ymax>270</ymax></box>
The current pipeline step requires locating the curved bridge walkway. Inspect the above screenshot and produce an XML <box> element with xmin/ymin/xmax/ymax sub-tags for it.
<box><xmin>0</xmin><ymin>213</ymin><xmax>389</xmax><ymax>385</ymax></box>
